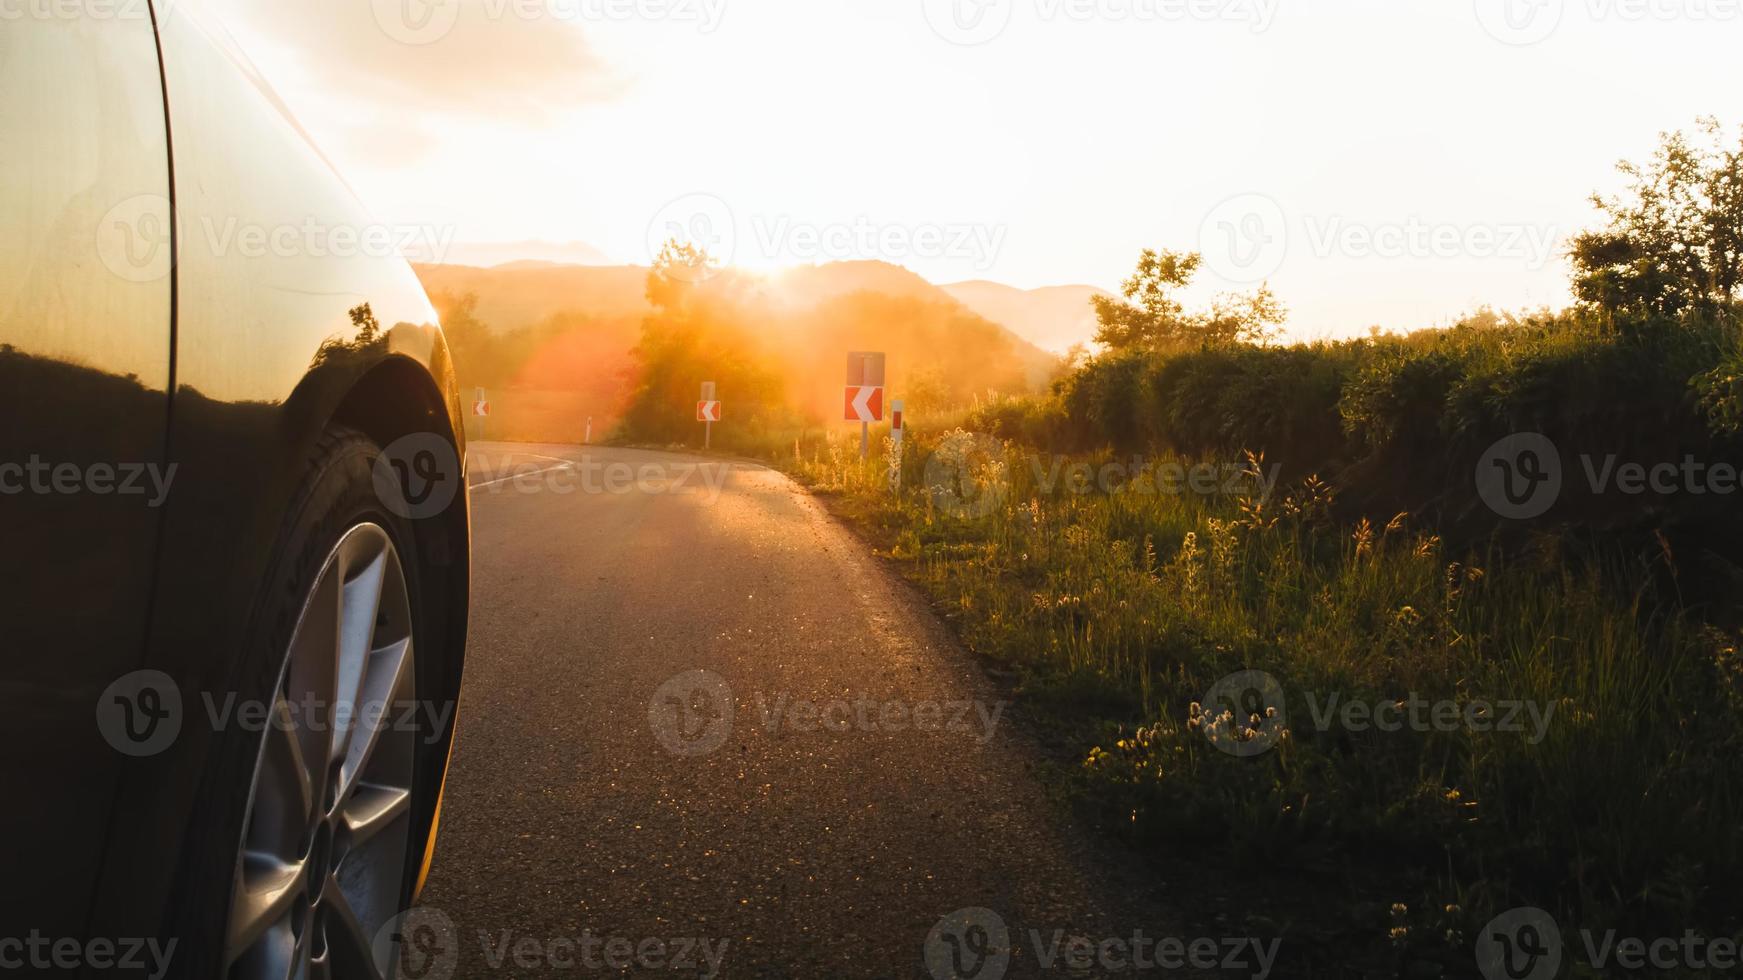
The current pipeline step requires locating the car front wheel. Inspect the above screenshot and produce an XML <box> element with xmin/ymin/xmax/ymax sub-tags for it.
<box><xmin>224</xmin><ymin>520</ymin><xmax>418</xmax><ymax>977</ymax></box>
<box><xmin>175</xmin><ymin>428</ymin><xmax>446</xmax><ymax>980</ymax></box>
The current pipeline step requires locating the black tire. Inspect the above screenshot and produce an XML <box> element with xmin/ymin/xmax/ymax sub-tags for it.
<box><xmin>169</xmin><ymin>426</ymin><xmax>444</xmax><ymax>979</ymax></box>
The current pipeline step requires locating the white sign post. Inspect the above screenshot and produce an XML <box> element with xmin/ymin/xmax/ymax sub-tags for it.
<box><xmin>700</xmin><ymin>382</ymin><xmax>718</xmax><ymax>450</ymax></box>
<box><xmin>473</xmin><ymin>387</ymin><xmax>490</xmax><ymax>442</ymax></box>
<box><xmin>845</xmin><ymin>352</ymin><xmax>886</xmax><ymax>460</ymax></box>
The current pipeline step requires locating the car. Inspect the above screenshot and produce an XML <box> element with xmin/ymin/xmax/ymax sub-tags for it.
<box><xmin>0</xmin><ymin>4</ymin><xmax>470</xmax><ymax>977</ymax></box>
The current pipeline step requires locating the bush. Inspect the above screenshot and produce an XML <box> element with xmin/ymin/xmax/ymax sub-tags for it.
<box><xmin>1057</xmin><ymin>351</ymin><xmax>1149</xmax><ymax>451</ymax></box>
<box><xmin>1146</xmin><ymin>343</ymin><xmax>1355</xmax><ymax>471</ymax></box>
<box><xmin>966</xmin><ymin>394</ymin><xmax>1072</xmax><ymax>450</ymax></box>
<box><xmin>783</xmin><ymin>421</ymin><xmax>1743</xmax><ymax>962</ymax></box>
<box><xmin>978</xmin><ymin>311</ymin><xmax>1743</xmax><ymax>546</ymax></box>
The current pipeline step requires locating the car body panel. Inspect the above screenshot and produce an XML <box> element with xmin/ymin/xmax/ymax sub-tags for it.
<box><xmin>0</xmin><ymin>1</ymin><xmax>471</xmax><ymax>954</ymax></box>
<box><xmin>0</xmin><ymin>9</ymin><xmax>174</xmax><ymax>940</ymax></box>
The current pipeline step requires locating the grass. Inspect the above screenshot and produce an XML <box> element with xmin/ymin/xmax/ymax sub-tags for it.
<box><xmin>773</xmin><ymin>426</ymin><xmax>1743</xmax><ymax>975</ymax></box>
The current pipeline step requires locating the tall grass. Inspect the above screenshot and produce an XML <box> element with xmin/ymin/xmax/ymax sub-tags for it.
<box><xmin>788</xmin><ymin>426</ymin><xmax>1743</xmax><ymax>963</ymax></box>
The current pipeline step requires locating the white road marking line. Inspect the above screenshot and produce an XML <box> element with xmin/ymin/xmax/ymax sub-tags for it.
<box><xmin>516</xmin><ymin>452</ymin><xmax>578</xmax><ymax>466</ymax></box>
<box><xmin>468</xmin><ymin>462</ymin><xmax>575</xmax><ymax>492</ymax></box>
<box><xmin>468</xmin><ymin>449</ymin><xmax>578</xmax><ymax>467</ymax></box>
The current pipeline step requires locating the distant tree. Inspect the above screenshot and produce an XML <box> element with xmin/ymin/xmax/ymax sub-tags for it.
<box><xmin>1200</xmin><ymin>284</ymin><xmax>1287</xmax><ymax>347</ymax></box>
<box><xmin>902</xmin><ymin>366</ymin><xmax>953</xmax><ymax>416</ymax></box>
<box><xmin>619</xmin><ymin>239</ymin><xmax>793</xmax><ymax>446</ymax></box>
<box><xmin>1460</xmin><ymin>306</ymin><xmax>1523</xmax><ymax>332</ymax></box>
<box><xmin>1571</xmin><ymin>118</ymin><xmax>1743</xmax><ymax>324</ymax></box>
<box><xmin>645</xmin><ymin>239</ymin><xmax>714</xmax><ymax>313</ymax></box>
<box><xmin>430</xmin><ymin>291</ymin><xmax>494</xmax><ymax>388</ymax></box>
<box><xmin>617</xmin><ymin>237</ymin><xmax>1054</xmax><ymax>445</ymax></box>
<box><xmin>1092</xmin><ymin>248</ymin><xmax>1286</xmax><ymax>351</ymax></box>
<box><xmin>1091</xmin><ymin>249</ymin><xmax>1197</xmax><ymax>349</ymax></box>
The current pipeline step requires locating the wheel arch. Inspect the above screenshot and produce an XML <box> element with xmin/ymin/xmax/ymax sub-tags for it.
<box><xmin>328</xmin><ymin>353</ymin><xmax>471</xmax><ymax>898</ymax></box>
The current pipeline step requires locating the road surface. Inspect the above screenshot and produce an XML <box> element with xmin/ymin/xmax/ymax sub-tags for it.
<box><xmin>412</xmin><ymin>443</ymin><xmax>1209</xmax><ymax>979</ymax></box>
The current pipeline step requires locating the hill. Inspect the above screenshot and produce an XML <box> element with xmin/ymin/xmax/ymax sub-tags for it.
<box><xmin>942</xmin><ymin>280</ymin><xmax>1111</xmax><ymax>354</ymax></box>
<box><xmin>412</xmin><ymin>260</ymin><xmax>1064</xmax><ymax>442</ymax></box>
<box><xmin>414</xmin><ymin>263</ymin><xmax>649</xmax><ymax>331</ymax></box>
<box><xmin>414</xmin><ymin>240</ymin><xmax>612</xmax><ymax>269</ymax></box>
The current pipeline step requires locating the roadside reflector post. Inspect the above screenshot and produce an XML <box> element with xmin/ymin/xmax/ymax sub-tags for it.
<box><xmin>889</xmin><ymin>399</ymin><xmax>905</xmax><ymax>493</ymax></box>
<box><xmin>473</xmin><ymin>387</ymin><xmax>490</xmax><ymax>442</ymax></box>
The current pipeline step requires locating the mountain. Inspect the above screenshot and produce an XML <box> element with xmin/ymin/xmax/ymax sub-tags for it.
<box><xmin>414</xmin><ymin>263</ymin><xmax>650</xmax><ymax>330</ymax></box>
<box><xmin>941</xmin><ymin>281</ymin><xmax>1112</xmax><ymax>354</ymax></box>
<box><xmin>411</xmin><ymin>260</ymin><xmax>1065</xmax><ymax>442</ymax></box>
<box><xmin>412</xmin><ymin>240</ymin><xmax>612</xmax><ymax>269</ymax></box>
<box><xmin>748</xmin><ymin>262</ymin><xmax>1062</xmax><ymax>386</ymax></box>
<box><xmin>415</xmin><ymin>260</ymin><xmax>1062</xmax><ymax>376</ymax></box>
<box><xmin>764</xmin><ymin>261</ymin><xmax>947</xmax><ymax>308</ymax></box>
<box><xmin>413</xmin><ymin>263</ymin><xmax>648</xmax><ymax>444</ymax></box>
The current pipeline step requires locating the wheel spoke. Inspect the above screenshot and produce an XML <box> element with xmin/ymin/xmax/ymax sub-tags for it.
<box><xmin>338</xmin><ymin>636</ymin><xmax>414</xmax><ymax>800</ymax></box>
<box><xmin>333</xmin><ymin>548</ymin><xmax>388</xmax><ymax>769</ymax></box>
<box><xmin>294</xmin><ymin>927</ymin><xmax>314</xmax><ymax>980</ymax></box>
<box><xmin>228</xmin><ymin>852</ymin><xmax>306</xmax><ymax>959</ymax></box>
<box><xmin>285</xmin><ymin>567</ymin><xmax>342</xmax><ymax>800</ymax></box>
<box><xmin>229</xmin><ymin>915</ymin><xmax>304</xmax><ymax>980</ymax></box>
<box><xmin>247</xmin><ymin>698</ymin><xmax>317</xmax><ymax>858</ymax></box>
<box><xmin>322</xmin><ymin>883</ymin><xmax>388</xmax><ymax>980</ymax></box>
<box><xmin>339</xmin><ymin>783</ymin><xmax>413</xmax><ymax>853</ymax></box>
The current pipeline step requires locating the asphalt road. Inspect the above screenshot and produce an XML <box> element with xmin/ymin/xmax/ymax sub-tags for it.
<box><xmin>412</xmin><ymin>443</ymin><xmax>1211</xmax><ymax>980</ymax></box>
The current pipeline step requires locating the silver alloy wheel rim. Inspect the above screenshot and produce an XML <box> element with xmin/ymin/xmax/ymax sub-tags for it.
<box><xmin>225</xmin><ymin>523</ymin><xmax>418</xmax><ymax>980</ymax></box>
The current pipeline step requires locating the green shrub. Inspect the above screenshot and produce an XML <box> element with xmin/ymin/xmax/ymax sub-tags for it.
<box><xmin>983</xmin><ymin>311</ymin><xmax>1743</xmax><ymax>542</ymax></box>
<box><xmin>783</xmin><ymin>424</ymin><xmax>1743</xmax><ymax>963</ymax></box>
<box><xmin>1146</xmin><ymin>343</ymin><xmax>1354</xmax><ymax>472</ymax></box>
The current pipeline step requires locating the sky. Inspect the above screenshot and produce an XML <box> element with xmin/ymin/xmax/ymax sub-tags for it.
<box><xmin>204</xmin><ymin>0</ymin><xmax>1743</xmax><ymax>341</ymax></box>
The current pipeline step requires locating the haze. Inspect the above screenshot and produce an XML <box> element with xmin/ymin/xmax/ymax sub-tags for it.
<box><xmin>207</xmin><ymin>0</ymin><xmax>1742</xmax><ymax>342</ymax></box>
